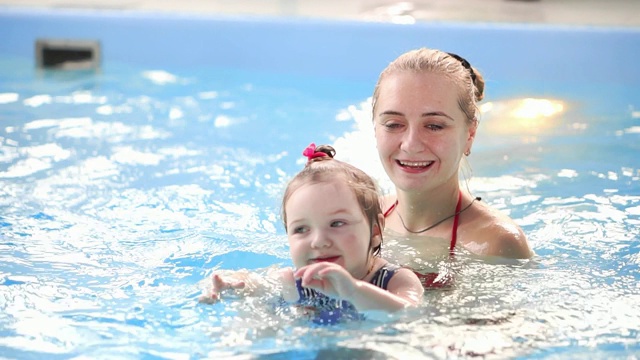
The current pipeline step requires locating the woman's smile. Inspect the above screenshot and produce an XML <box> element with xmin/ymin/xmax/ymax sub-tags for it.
<box><xmin>396</xmin><ymin>159</ymin><xmax>434</xmax><ymax>172</ymax></box>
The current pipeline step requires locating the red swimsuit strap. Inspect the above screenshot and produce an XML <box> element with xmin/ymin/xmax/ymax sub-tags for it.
<box><xmin>450</xmin><ymin>190</ymin><xmax>463</xmax><ymax>256</ymax></box>
<box><xmin>383</xmin><ymin>200</ymin><xmax>398</xmax><ymax>218</ymax></box>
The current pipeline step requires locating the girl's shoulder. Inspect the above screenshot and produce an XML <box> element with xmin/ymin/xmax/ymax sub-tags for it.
<box><xmin>385</xmin><ymin>265</ymin><xmax>425</xmax><ymax>302</ymax></box>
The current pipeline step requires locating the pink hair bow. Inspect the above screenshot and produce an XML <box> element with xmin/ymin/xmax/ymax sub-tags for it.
<box><xmin>302</xmin><ymin>143</ymin><xmax>327</xmax><ymax>161</ymax></box>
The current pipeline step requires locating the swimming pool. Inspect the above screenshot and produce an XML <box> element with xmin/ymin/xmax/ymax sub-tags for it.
<box><xmin>1</xmin><ymin>7</ymin><xmax>639</xmax><ymax>359</ymax></box>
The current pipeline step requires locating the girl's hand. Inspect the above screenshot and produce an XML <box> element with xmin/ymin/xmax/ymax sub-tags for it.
<box><xmin>198</xmin><ymin>273</ymin><xmax>246</xmax><ymax>304</ymax></box>
<box><xmin>279</xmin><ymin>267</ymin><xmax>299</xmax><ymax>303</ymax></box>
<box><xmin>294</xmin><ymin>262</ymin><xmax>357</xmax><ymax>300</ymax></box>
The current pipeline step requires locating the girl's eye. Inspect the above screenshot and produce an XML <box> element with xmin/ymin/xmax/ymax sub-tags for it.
<box><xmin>331</xmin><ymin>220</ymin><xmax>346</xmax><ymax>227</ymax></box>
<box><xmin>292</xmin><ymin>226</ymin><xmax>308</xmax><ymax>234</ymax></box>
<box><xmin>426</xmin><ymin>124</ymin><xmax>444</xmax><ymax>131</ymax></box>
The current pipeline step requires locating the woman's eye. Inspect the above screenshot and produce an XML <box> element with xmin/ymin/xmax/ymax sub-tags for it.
<box><xmin>330</xmin><ymin>220</ymin><xmax>346</xmax><ymax>227</ymax></box>
<box><xmin>384</xmin><ymin>123</ymin><xmax>403</xmax><ymax>130</ymax></box>
<box><xmin>426</xmin><ymin>124</ymin><xmax>444</xmax><ymax>131</ymax></box>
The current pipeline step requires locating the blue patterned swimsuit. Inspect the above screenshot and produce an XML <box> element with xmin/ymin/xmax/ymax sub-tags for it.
<box><xmin>294</xmin><ymin>263</ymin><xmax>400</xmax><ymax>325</ymax></box>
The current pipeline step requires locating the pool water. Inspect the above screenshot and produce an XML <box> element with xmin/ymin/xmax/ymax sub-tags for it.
<box><xmin>1</xmin><ymin>40</ymin><xmax>640</xmax><ymax>360</ymax></box>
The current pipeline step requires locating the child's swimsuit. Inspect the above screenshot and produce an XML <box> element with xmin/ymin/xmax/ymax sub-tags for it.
<box><xmin>295</xmin><ymin>263</ymin><xmax>400</xmax><ymax>325</ymax></box>
<box><xmin>383</xmin><ymin>191</ymin><xmax>461</xmax><ymax>289</ymax></box>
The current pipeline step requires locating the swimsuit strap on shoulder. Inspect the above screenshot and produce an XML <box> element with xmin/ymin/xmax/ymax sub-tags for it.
<box><xmin>383</xmin><ymin>200</ymin><xmax>398</xmax><ymax>218</ymax></box>
<box><xmin>369</xmin><ymin>263</ymin><xmax>400</xmax><ymax>290</ymax></box>
<box><xmin>450</xmin><ymin>190</ymin><xmax>463</xmax><ymax>255</ymax></box>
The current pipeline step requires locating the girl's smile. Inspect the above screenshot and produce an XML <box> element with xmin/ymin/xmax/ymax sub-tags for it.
<box><xmin>309</xmin><ymin>255</ymin><xmax>341</xmax><ymax>264</ymax></box>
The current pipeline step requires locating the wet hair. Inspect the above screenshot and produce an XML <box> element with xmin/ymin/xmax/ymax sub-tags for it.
<box><xmin>281</xmin><ymin>145</ymin><xmax>383</xmax><ymax>257</ymax></box>
<box><xmin>372</xmin><ymin>47</ymin><xmax>485</xmax><ymax>124</ymax></box>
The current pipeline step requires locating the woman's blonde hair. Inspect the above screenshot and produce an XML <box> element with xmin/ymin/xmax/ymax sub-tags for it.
<box><xmin>372</xmin><ymin>47</ymin><xmax>485</xmax><ymax>124</ymax></box>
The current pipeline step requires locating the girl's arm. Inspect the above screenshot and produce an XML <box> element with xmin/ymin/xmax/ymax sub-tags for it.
<box><xmin>198</xmin><ymin>266</ymin><xmax>289</xmax><ymax>304</ymax></box>
<box><xmin>295</xmin><ymin>262</ymin><xmax>423</xmax><ymax>312</ymax></box>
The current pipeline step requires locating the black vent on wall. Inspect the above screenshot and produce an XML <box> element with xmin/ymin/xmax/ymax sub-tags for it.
<box><xmin>35</xmin><ymin>39</ymin><xmax>101</xmax><ymax>70</ymax></box>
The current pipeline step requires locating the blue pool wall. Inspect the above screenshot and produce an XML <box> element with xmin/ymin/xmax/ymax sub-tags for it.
<box><xmin>1</xmin><ymin>7</ymin><xmax>640</xmax><ymax>84</ymax></box>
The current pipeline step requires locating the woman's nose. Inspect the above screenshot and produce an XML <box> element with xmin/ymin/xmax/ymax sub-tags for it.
<box><xmin>400</xmin><ymin>124</ymin><xmax>425</xmax><ymax>153</ymax></box>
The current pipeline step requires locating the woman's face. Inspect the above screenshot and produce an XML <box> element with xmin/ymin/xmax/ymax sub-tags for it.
<box><xmin>374</xmin><ymin>71</ymin><xmax>476</xmax><ymax>193</ymax></box>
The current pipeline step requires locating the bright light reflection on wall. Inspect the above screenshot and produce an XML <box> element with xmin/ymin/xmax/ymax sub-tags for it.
<box><xmin>480</xmin><ymin>98</ymin><xmax>566</xmax><ymax>135</ymax></box>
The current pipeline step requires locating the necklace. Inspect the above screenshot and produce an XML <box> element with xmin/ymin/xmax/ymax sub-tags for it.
<box><xmin>397</xmin><ymin>196</ymin><xmax>481</xmax><ymax>234</ymax></box>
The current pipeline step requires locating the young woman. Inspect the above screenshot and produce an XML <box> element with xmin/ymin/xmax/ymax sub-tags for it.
<box><xmin>371</xmin><ymin>48</ymin><xmax>533</xmax><ymax>288</ymax></box>
<box><xmin>201</xmin><ymin>143</ymin><xmax>423</xmax><ymax>325</ymax></box>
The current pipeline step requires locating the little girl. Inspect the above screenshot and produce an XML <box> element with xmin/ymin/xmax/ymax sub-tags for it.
<box><xmin>201</xmin><ymin>143</ymin><xmax>423</xmax><ymax>325</ymax></box>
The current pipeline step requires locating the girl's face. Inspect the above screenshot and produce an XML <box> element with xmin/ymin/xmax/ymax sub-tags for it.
<box><xmin>285</xmin><ymin>180</ymin><xmax>380</xmax><ymax>280</ymax></box>
<box><xmin>374</xmin><ymin>71</ymin><xmax>476</xmax><ymax>193</ymax></box>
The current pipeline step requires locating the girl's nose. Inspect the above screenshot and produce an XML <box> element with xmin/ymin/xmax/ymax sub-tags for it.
<box><xmin>310</xmin><ymin>231</ymin><xmax>331</xmax><ymax>248</ymax></box>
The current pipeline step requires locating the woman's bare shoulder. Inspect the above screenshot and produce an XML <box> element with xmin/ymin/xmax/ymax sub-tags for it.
<box><xmin>461</xmin><ymin>202</ymin><xmax>533</xmax><ymax>259</ymax></box>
